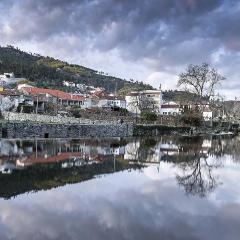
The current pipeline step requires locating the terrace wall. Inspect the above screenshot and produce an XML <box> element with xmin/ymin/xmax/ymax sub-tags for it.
<box><xmin>4</xmin><ymin>122</ymin><xmax>133</xmax><ymax>138</ymax></box>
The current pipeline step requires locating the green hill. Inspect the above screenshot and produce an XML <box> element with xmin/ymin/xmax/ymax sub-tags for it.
<box><xmin>0</xmin><ymin>45</ymin><xmax>153</xmax><ymax>93</ymax></box>
<box><xmin>162</xmin><ymin>90</ymin><xmax>206</xmax><ymax>102</ymax></box>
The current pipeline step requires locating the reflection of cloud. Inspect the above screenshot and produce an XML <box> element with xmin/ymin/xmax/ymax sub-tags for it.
<box><xmin>144</xmin><ymin>164</ymin><xmax>175</xmax><ymax>180</ymax></box>
<box><xmin>0</xmin><ymin>161</ymin><xmax>240</xmax><ymax>240</ymax></box>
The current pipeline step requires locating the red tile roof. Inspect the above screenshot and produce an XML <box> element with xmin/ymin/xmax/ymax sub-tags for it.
<box><xmin>22</xmin><ymin>87</ymin><xmax>84</xmax><ymax>101</ymax></box>
<box><xmin>161</xmin><ymin>105</ymin><xmax>180</xmax><ymax>109</ymax></box>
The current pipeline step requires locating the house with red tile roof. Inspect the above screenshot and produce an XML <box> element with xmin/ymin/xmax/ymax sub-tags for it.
<box><xmin>21</xmin><ymin>87</ymin><xmax>85</xmax><ymax>107</ymax></box>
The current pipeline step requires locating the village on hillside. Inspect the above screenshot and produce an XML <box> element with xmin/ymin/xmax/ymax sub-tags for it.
<box><xmin>0</xmin><ymin>71</ymin><xmax>239</xmax><ymax>127</ymax></box>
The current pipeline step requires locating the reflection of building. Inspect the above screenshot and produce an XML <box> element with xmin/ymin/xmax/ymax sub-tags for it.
<box><xmin>160</xmin><ymin>142</ymin><xmax>180</xmax><ymax>155</ymax></box>
<box><xmin>202</xmin><ymin>139</ymin><xmax>212</xmax><ymax>154</ymax></box>
<box><xmin>124</xmin><ymin>141</ymin><xmax>140</xmax><ymax>160</ymax></box>
<box><xmin>0</xmin><ymin>136</ymin><xmax>217</xmax><ymax>175</ymax></box>
<box><xmin>0</xmin><ymin>162</ymin><xmax>18</xmax><ymax>174</ymax></box>
<box><xmin>0</xmin><ymin>139</ymin><xmax>127</xmax><ymax>174</ymax></box>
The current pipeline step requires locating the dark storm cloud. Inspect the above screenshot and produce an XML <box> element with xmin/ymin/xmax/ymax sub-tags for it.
<box><xmin>0</xmin><ymin>0</ymin><xmax>226</xmax><ymax>43</ymax></box>
<box><xmin>0</xmin><ymin>0</ymin><xmax>239</xmax><ymax>95</ymax></box>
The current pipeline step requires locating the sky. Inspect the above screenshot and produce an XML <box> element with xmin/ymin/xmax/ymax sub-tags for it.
<box><xmin>0</xmin><ymin>0</ymin><xmax>239</xmax><ymax>99</ymax></box>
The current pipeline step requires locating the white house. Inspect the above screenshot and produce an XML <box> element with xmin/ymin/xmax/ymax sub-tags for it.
<box><xmin>0</xmin><ymin>73</ymin><xmax>26</xmax><ymax>85</ymax></box>
<box><xmin>82</xmin><ymin>97</ymin><xmax>99</xmax><ymax>109</ymax></box>
<box><xmin>160</xmin><ymin>101</ymin><xmax>181</xmax><ymax>115</ymax></box>
<box><xmin>125</xmin><ymin>92</ymin><xmax>140</xmax><ymax>114</ymax></box>
<box><xmin>63</xmin><ymin>81</ymin><xmax>76</xmax><ymax>87</ymax></box>
<box><xmin>190</xmin><ymin>103</ymin><xmax>213</xmax><ymax>121</ymax></box>
<box><xmin>98</xmin><ymin>97</ymin><xmax>126</xmax><ymax>109</ymax></box>
<box><xmin>0</xmin><ymin>95</ymin><xmax>14</xmax><ymax>112</ymax></box>
<box><xmin>17</xmin><ymin>83</ymin><xmax>34</xmax><ymax>90</ymax></box>
<box><xmin>202</xmin><ymin>109</ymin><xmax>213</xmax><ymax>120</ymax></box>
<box><xmin>126</xmin><ymin>90</ymin><xmax>162</xmax><ymax>115</ymax></box>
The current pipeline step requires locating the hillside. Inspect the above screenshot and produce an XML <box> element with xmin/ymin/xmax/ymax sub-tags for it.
<box><xmin>162</xmin><ymin>90</ymin><xmax>206</xmax><ymax>102</ymax></box>
<box><xmin>0</xmin><ymin>46</ymin><xmax>153</xmax><ymax>93</ymax></box>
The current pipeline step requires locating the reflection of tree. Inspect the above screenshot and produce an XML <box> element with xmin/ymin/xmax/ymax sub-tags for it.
<box><xmin>124</xmin><ymin>138</ymin><xmax>158</xmax><ymax>163</ymax></box>
<box><xmin>176</xmin><ymin>155</ymin><xmax>221</xmax><ymax>197</ymax></box>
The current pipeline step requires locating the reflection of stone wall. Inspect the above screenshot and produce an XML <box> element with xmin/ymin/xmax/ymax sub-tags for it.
<box><xmin>5</xmin><ymin>122</ymin><xmax>133</xmax><ymax>138</ymax></box>
<box><xmin>133</xmin><ymin>125</ymin><xmax>190</xmax><ymax>136</ymax></box>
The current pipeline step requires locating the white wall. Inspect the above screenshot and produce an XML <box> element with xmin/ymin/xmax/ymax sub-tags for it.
<box><xmin>113</xmin><ymin>100</ymin><xmax>126</xmax><ymax>108</ymax></box>
<box><xmin>203</xmin><ymin>111</ymin><xmax>213</xmax><ymax>120</ymax></box>
<box><xmin>126</xmin><ymin>95</ymin><xmax>141</xmax><ymax>114</ymax></box>
<box><xmin>126</xmin><ymin>90</ymin><xmax>162</xmax><ymax>114</ymax></box>
<box><xmin>0</xmin><ymin>96</ymin><xmax>15</xmax><ymax>112</ymax></box>
<box><xmin>160</xmin><ymin>107</ymin><xmax>180</xmax><ymax>115</ymax></box>
<box><xmin>98</xmin><ymin>99</ymin><xmax>126</xmax><ymax>109</ymax></box>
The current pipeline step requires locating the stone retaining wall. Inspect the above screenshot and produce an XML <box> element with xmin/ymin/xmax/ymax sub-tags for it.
<box><xmin>2</xmin><ymin>112</ymin><xmax>117</xmax><ymax>125</ymax></box>
<box><xmin>5</xmin><ymin>122</ymin><xmax>133</xmax><ymax>138</ymax></box>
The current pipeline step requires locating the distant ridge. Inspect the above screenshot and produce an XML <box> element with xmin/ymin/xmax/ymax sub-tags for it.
<box><xmin>0</xmin><ymin>45</ymin><xmax>153</xmax><ymax>93</ymax></box>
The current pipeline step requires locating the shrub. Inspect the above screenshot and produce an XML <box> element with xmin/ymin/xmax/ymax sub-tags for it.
<box><xmin>141</xmin><ymin>112</ymin><xmax>157</xmax><ymax>121</ymax></box>
<box><xmin>180</xmin><ymin>109</ymin><xmax>203</xmax><ymax>126</ymax></box>
<box><xmin>69</xmin><ymin>107</ymin><xmax>81</xmax><ymax>118</ymax></box>
<box><xmin>17</xmin><ymin>104</ymin><xmax>35</xmax><ymax>113</ymax></box>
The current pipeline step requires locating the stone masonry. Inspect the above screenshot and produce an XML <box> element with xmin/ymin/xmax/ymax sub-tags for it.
<box><xmin>5</xmin><ymin>122</ymin><xmax>133</xmax><ymax>138</ymax></box>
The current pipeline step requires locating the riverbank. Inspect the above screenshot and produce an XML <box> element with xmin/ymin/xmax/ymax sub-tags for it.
<box><xmin>1</xmin><ymin>121</ymin><xmax>237</xmax><ymax>139</ymax></box>
<box><xmin>0</xmin><ymin>122</ymin><xmax>133</xmax><ymax>138</ymax></box>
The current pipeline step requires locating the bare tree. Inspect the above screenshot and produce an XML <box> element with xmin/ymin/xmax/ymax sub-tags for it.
<box><xmin>128</xmin><ymin>93</ymin><xmax>158</xmax><ymax>122</ymax></box>
<box><xmin>138</xmin><ymin>94</ymin><xmax>158</xmax><ymax>113</ymax></box>
<box><xmin>178</xmin><ymin>63</ymin><xmax>225</xmax><ymax>103</ymax></box>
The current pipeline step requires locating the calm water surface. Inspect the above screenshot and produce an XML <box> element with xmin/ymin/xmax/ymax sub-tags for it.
<box><xmin>0</xmin><ymin>136</ymin><xmax>240</xmax><ymax>240</ymax></box>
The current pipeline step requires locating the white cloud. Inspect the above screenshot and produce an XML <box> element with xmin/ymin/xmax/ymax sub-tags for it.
<box><xmin>146</xmin><ymin>71</ymin><xmax>178</xmax><ymax>90</ymax></box>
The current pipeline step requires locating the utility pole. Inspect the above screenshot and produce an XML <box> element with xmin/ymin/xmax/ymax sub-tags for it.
<box><xmin>115</xmin><ymin>81</ymin><xmax>118</xmax><ymax>96</ymax></box>
<box><xmin>56</xmin><ymin>92</ymin><xmax>59</xmax><ymax>115</ymax></box>
<box><xmin>35</xmin><ymin>95</ymin><xmax>38</xmax><ymax>114</ymax></box>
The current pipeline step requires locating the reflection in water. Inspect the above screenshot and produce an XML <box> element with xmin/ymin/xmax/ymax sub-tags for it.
<box><xmin>0</xmin><ymin>136</ymin><xmax>240</xmax><ymax>239</ymax></box>
<box><xmin>0</xmin><ymin>136</ymin><xmax>239</xmax><ymax>199</ymax></box>
<box><xmin>176</xmin><ymin>156</ymin><xmax>219</xmax><ymax>197</ymax></box>
<box><xmin>0</xmin><ymin>138</ymin><xmax>143</xmax><ymax>199</ymax></box>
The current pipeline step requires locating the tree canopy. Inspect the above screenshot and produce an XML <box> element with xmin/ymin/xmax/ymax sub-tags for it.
<box><xmin>178</xmin><ymin>63</ymin><xmax>225</xmax><ymax>102</ymax></box>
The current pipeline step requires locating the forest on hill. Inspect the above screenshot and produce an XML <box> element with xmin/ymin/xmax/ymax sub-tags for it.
<box><xmin>0</xmin><ymin>46</ymin><xmax>153</xmax><ymax>93</ymax></box>
<box><xmin>162</xmin><ymin>90</ymin><xmax>204</xmax><ymax>102</ymax></box>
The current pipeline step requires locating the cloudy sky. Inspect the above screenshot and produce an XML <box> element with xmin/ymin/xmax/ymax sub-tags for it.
<box><xmin>0</xmin><ymin>0</ymin><xmax>239</xmax><ymax>99</ymax></box>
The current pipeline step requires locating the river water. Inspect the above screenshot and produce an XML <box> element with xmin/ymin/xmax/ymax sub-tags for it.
<box><xmin>0</xmin><ymin>135</ymin><xmax>240</xmax><ymax>240</ymax></box>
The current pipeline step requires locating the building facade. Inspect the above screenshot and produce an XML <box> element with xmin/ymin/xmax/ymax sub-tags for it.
<box><xmin>126</xmin><ymin>90</ymin><xmax>162</xmax><ymax>115</ymax></box>
<box><xmin>0</xmin><ymin>73</ymin><xmax>26</xmax><ymax>85</ymax></box>
<box><xmin>21</xmin><ymin>87</ymin><xmax>85</xmax><ymax>107</ymax></box>
<box><xmin>160</xmin><ymin>101</ymin><xmax>181</xmax><ymax>115</ymax></box>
